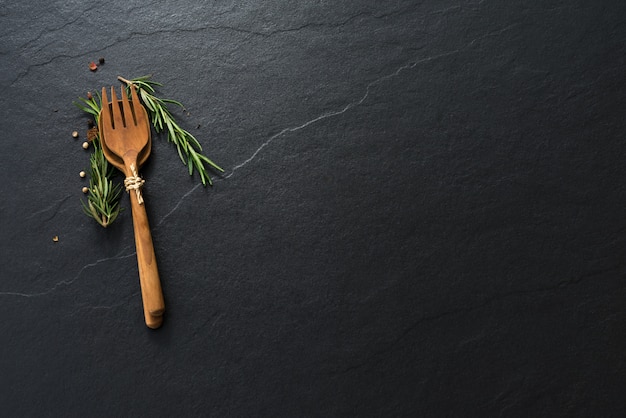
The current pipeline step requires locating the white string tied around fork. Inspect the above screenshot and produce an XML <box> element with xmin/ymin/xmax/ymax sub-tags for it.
<box><xmin>124</xmin><ymin>163</ymin><xmax>146</xmax><ymax>204</ymax></box>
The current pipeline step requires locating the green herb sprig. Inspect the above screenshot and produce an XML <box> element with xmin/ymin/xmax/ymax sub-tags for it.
<box><xmin>74</xmin><ymin>75</ymin><xmax>222</xmax><ymax>227</ymax></box>
<box><xmin>118</xmin><ymin>75</ymin><xmax>223</xmax><ymax>186</ymax></box>
<box><xmin>83</xmin><ymin>139</ymin><xmax>124</xmax><ymax>227</ymax></box>
<box><xmin>74</xmin><ymin>92</ymin><xmax>123</xmax><ymax>227</ymax></box>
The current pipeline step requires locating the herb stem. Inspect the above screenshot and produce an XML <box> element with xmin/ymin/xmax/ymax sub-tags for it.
<box><xmin>118</xmin><ymin>75</ymin><xmax>223</xmax><ymax>185</ymax></box>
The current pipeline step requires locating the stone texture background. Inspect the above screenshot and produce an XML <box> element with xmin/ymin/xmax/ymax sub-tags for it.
<box><xmin>1</xmin><ymin>0</ymin><xmax>626</xmax><ymax>415</ymax></box>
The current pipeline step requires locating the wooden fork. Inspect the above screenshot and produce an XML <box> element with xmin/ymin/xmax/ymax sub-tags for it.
<box><xmin>100</xmin><ymin>85</ymin><xmax>165</xmax><ymax>329</ymax></box>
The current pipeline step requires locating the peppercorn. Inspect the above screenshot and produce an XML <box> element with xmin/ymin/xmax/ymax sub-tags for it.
<box><xmin>87</xmin><ymin>91</ymin><xmax>93</xmax><ymax>100</ymax></box>
<box><xmin>82</xmin><ymin>141</ymin><xmax>89</xmax><ymax>149</ymax></box>
<box><xmin>87</xmin><ymin>119</ymin><xmax>94</xmax><ymax>128</ymax></box>
<box><xmin>72</xmin><ymin>131</ymin><xmax>79</xmax><ymax>138</ymax></box>
<box><xmin>79</xmin><ymin>171</ymin><xmax>86</xmax><ymax>178</ymax></box>
<box><xmin>98</xmin><ymin>57</ymin><xmax>105</xmax><ymax>64</ymax></box>
<box><xmin>82</xmin><ymin>187</ymin><xmax>89</xmax><ymax>194</ymax></box>
<box><xmin>89</xmin><ymin>62</ymin><xmax>97</xmax><ymax>71</ymax></box>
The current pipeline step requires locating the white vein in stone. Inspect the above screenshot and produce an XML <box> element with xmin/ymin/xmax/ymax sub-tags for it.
<box><xmin>225</xmin><ymin>50</ymin><xmax>460</xmax><ymax>179</ymax></box>
<box><xmin>26</xmin><ymin>195</ymin><xmax>71</xmax><ymax>220</ymax></box>
<box><xmin>155</xmin><ymin>182</ymin><xmax>203</xmax><ymax>227</ymax></box>
<box><xmin>149</xmin><ymin>50</ymin><xmax>461</xmax><ymax>229</ymax></box>
<box><xmin>0</xmin><ymin>247</ymin><xmax>134</xmax><ymax>298</ymax></box>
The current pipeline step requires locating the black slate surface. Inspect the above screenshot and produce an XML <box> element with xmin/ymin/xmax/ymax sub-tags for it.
<box><xmin>2</xmin><ymin>1</ymin><xmax>626</xmax><ymax>416</ymax></box>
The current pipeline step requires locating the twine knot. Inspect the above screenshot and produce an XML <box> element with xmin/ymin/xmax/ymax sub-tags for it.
<box><xmin>124</xmin><ymin>163</ymin><xmax>145</xmax><ymax>204</ymax></box>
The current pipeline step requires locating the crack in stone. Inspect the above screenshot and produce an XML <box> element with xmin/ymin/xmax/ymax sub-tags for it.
<box><xmin>225</xmin><ymin>49</ymin><xmax>460</xmax><ymax>179</ymax></box>
<box><xmin>16</xmin><ymin>3</ymin><xmax>101</xmax><ymax>53</ymax></box>
<box><xmin>263</xmin><ymin>7</ymin><xmax>420</xmax><ymax>37</ymax></box>
<box><xmin>120</xmin><ymin>7</ymin><xmax>414</xmax><ymax>41</ymax></box>
<box><xmin>0</xmin><ymin>247</ymin><xmax>134</xmax><ymax>298</ymax></box>
<box><xmin>9</xmin><ymin>6</ymin><xmax>416</xmax><ymax>86</ymax></box>
<box><xmin>75</xmin><ymin>300</ymin><xmax>128</xmax><ymax>312</ymax></box>
<box><xmin>155</xmin><ymin>183</ymin><xmax>203</xmax><ymax>228</ymax></box>
<box><xmin>148</xmin><ymin>49</ymin><xmax>460</xmax><ymax>224</ymax></box>
<box><xmin>26</xmin><ymin>194</ymin><xmax>72</xmax><ymax>222</ymax></box>
<box><xmin>466</xmin><ymin>23</ymin><xmax>520</xmax><ymax>47</ymax></box>
<box><xmin>147</xmin><ymin>49</ymin><xmax>461</xmax><ymax>230</ymax></box>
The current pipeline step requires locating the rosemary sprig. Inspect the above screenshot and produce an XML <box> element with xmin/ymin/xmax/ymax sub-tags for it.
<box><xmin>118</xmin><ymin>75</ymin><xmax>224</xmax><ymax>186</ymax></box>
<box><xmin>82</xmin><ymin>139</ymin><xmax>123</xmax><ymax>227</ymax></box>
<box><xmin>74</xmin><ymin>93</ymin><xmax>123</xmax><ymax>227</ymax></box>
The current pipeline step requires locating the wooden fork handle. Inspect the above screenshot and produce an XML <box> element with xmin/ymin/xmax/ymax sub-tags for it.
<box><xmin>128</xmin><ymin>187</ymin><xmax>166</xmax><ymax>326</ymax></box>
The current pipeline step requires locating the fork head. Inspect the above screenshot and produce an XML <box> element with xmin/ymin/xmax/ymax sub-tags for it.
<box><xmin>100</xmin><ymin>84</ymin><xmax>150</xmax><ymax>166</ymax></box>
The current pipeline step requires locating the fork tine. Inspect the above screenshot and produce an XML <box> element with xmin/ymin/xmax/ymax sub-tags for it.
<box><xmin>120</xmin><ymin>85</ymin><xmax>136</xmax><ymax>126</ymax></box>
<box><xmin>129</xmin><ymin>84</ymin><xmax>147</xmax><ymax>126</ymax></box>
<box><xmin>110</xmin><ymin>86</ymin><xmax>124</xmax><ymax>129</ymax></box>
<box><xmin>101</xmin><ymin>87</ymin><xmax>111</xmax><ymax>128</ymax></box>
